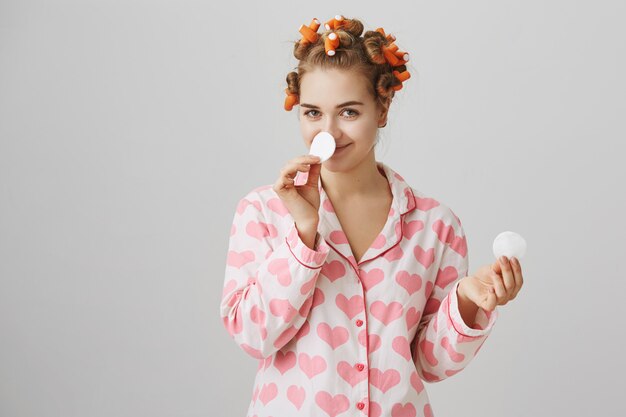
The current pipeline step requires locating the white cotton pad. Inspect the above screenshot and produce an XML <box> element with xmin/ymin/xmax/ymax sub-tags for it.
<box><xmin>308</xmin><ymin>131</ymin><xmax>336</xmax><ymax>162</ymax></box>
<box><xmin>492</xmin><ymin>231</ymin><xmax>527</xmax><ymax>260</ymax></box>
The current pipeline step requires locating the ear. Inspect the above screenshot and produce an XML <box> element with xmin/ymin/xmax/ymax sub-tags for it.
<box><xmin>377</xmin><ymin>98</ymin><xmax>390</xmax><ymax>127</ymax></box>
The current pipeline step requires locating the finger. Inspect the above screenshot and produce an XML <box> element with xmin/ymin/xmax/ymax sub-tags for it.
<box><xmin>300</xmin><ymin>154</ymin><xmax>322</xmax><ymax>165</ymax></box>
<box><xmin>491</xmin><ymin>261</ymin><xmax>501</xmax><ymax>275</ymax></box>
<box><xmin>498</xmin><ymin>256</ymin><xmax>516</xmax><ymax>298</ymax></box>
<box><xmin>509</xmin><ymin>257</ymin><xmax>524</xmax><ymax>299</ymax></box>
<box><xmin>490</xmin><ymin>270</ymin><xmax>507</xmax><ymax>302</ymax></box>
<box><xmin>274</xmin><ymin>173</ymin><xmax>296</xmax><ymax>192</ymax></box>
<box><xmin>280</xmin><ymin>160</ymin><xmax>316</xmax><ymax>182</ymax></box>
<box><xmin>305</xmin><ymin>161</ymin><xmax>321</xmax><ymax>187</ymax></box>
<box><xmin>483</xmin><ymin>288</ymin><xmax>497</xmax><ymax>312</ymax></box>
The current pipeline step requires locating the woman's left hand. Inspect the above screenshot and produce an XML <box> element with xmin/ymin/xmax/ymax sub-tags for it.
<box><xmin>458</xmin><ymin>256</ymin><xmax>525</xmax><ymax>312</ymax></box>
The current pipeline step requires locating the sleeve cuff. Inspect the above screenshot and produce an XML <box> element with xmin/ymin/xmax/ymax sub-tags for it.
<box><xmin>447</xmin><ymin>280</ymin><xmax>498</xmax><ymax>338</ymax></box>
<box><xmin>285</xmin><ymin>222</ymin><xmax>330</xmax><ymax>268</ymax></box>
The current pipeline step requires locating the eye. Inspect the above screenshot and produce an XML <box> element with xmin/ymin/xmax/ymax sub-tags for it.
<box><xmin>342</xmin><ymin>108</ymin><xmax>360</xmax><ymax>118</ymax></box>
<box><xmin>303</xmin><ymin>109</ymin><xmax>321</xmax><ymax>118</ymax></box>
<box><xmin>303</xmin><ymin>108</ymin><xmax>360</xmax><ymax>119</ymax></box>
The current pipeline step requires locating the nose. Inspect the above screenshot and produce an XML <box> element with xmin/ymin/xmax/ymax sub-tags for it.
<box><xmin>322</xmin><ymin>117</ymin><xmax>341</xmax><ymax>141</ymax></box>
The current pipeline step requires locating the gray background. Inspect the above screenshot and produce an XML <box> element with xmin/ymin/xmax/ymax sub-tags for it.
<box><xmin>1</xmin><ymin>1</ymin><xmax>624</xmax><ymax>416</ymax></box>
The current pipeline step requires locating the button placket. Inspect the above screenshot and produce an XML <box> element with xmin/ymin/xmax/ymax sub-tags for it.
<box><xmin>353</xmin><ymin>267</ymin><xmax>369</xmax><ymax>414</ymax></box>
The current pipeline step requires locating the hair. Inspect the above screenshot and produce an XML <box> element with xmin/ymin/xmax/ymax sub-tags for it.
<box><xmin>285</xmin><ymin>16</ymin><xmax>411</xmax><ymax>120</ymax></box>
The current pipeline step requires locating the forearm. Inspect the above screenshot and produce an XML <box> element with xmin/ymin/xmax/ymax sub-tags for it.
<box><xmin>456</xmin><ymin>278</ymin><xmax>480</xmax><ymax>328</ymax></box>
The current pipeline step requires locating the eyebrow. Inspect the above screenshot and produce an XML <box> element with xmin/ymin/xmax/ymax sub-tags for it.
<box><xmin>299</xmin><ymin>101</ymin><xmax>365</xmax><ymax>109</ymax></box>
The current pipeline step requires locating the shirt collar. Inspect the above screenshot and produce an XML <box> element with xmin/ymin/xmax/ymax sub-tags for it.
<box><xmin>316</xmin><ymin>161</ymin><xmax>416</xmax><ymax>268</ymax></box>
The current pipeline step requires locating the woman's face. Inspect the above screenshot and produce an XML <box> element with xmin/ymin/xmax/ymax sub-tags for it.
<box><xmin>298</xmin><ymin>68</ymin><xmax>388</xmax><ymax>170</ymax></box>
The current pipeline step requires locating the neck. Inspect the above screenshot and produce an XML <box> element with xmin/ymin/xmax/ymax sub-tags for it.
<box><xmin>319</xmin><ymin>153</ymin><xmax>389</xmax><ymax>200</ymax></box>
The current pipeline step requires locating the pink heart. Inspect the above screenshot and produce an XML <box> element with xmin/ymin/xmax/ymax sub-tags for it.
<box><xmin>322</xmin><ymin>260</ymin><xmax>346</xmax><ymax>282</ymax></box>
<box><xmin>329</xmin><ymin>230</ymin><xmax>349</xmax><ymax>245</ymax></box>
<box><xmin>450</xmin><ymin>234</ymin><xmax>467</xmax><ymax>257</ymax></box>
<box><xmin>274</xmin><ymin>350</ymin><xmax>296</xmax><ymax>374</ymax></box>
<box><xmin>395</xmin><ymin>271</ymin><xmax>423</xmax><ymax>295</ymax></box>
<box><xmin>405</xmin><ymin>307</ymin><xmax>421</xmax><ymax>331</ymax></box>
<box><xmin>267</xmin><ymin>198</ymin><xmax>289</xmax><ymax>216</ymax></box>
<box><xmin>435</xmin><ymin>265</ymin><xmax>458</xmax><ymax>289</ymax></box>
<box><xmin>336</xmin><ymin>360</ymin><xmax>368</xmax><ymax>387</ymax></box>
<box><xmin>287</xmin><ymin>385</ymin><xmax>306</xmax><ymax>410</ymax></box>
<box><xmin>403</xmin><ymin>220</ymin><xmax>423</xmax><ymax>240</ymax></box>
<box><xmin>410</xmin><ymin>371</ymin><xmax>424</xmax><ymax>394</ymax></box>
<box><xmin>370</xmin><ymin>368</ymin><xmax>401</xmax><ymax>393</ymax></box>
<box><xmin>322</xmin><ymin>198</ymin><xmax>335</xmax><ymax>213</ymax></box>
<box><xmin>413</xmin><ymin>246</ymin><xmax>435</xmax><ymax>269</ymax></box>
<box><xmin>226</xmin><ymin>250</ymin><xmax>255</xmax><ymax>268</ymax></box>
<box><xmin>418</xmin><ymin>337</ymin><xmax>438</xmax><ymax>367</ymax></box>
<box><xmin>335</xmin><ymin>294</ymin><xmax>364</xmax><ymax>319</ymax></box>
<box><xmin>369</xmin><ymin>401</ymin><xmax>382</xmax><ymax>417</ymax></box>
<box><xmin>441</xmin><ymin>336</ymin><xmax>465</xmax><ymax>362</ymax></box>
<box><xmin>383</xmin><ymin>245</ymin><xmax>404</xmax><ymax>262</ymax></box>
<box><xmin>300</xmin><ymin>274</ymin><xmax>317</xmax><ymax>295</ymax></box>
<box><xmin>392</xmin><ymin>402</ymin><xmax>417</xmax><ymax>417</ymax></box>
<box><xmin>312</xmin><ymin>287</ymin><xmax>325</xmax><ymax>308</ymax></box>
<box><xmin>371</xmin><ymin>234</ymin><xmax>386</xmax><ymax>249</ymax></box>
<box><xmin>299</xmin><ymin>353</ymin><xmax>327</xmax><ymax>379</ymax></box>
<box><xmin>392</xmin><ymin>336</ymin><xmax>411</xmax><ymax>361</ymax></box>
<box><xmin>246</xmin><ymin>221</ymin><xmax>277</xmax><ymax>240</ymax></box>
<box><xmin>294</xmin><ymin>321</ymin><xmax>310</xmax><ymax>341</ymax></box>
<box><xmin>360</xmin><ymin>268</ymin><xmax>384</xmax><ymax>290</ymax></box>
<box><xmin>249</xmin><ymin>305</ymin><xmax>265</xmax><ymax>324</ymax></box>
<box><xmin>315</xmin><ymin>391</ymin><xmax>349</xmax><ymax>417</ymax></box>
<box><xmin>274</xmin><ymin>325</ymin><xmax>299</xmax><ymax>349</ymax></box>
<box><xmin>358</xmin><ymin>329</ymin><xmax>381</xmax><ymax>352</ymax></box>
<box><xmin>268</xmin><ymin>258</ymin><xmax>292</xmax><ymax>286</ymax></box>
<box><xmin>414</xmin><ymin>196</ymin><xmax>439</xmax><ymax>211</ymax></box>
<box><xmin>269</xmin><ymin>298</ymin><xmax>298</xmax><ymax>322</ymax></box>
<box><xmin>236</xmin><ymin>198</ymin><xmax>262</xmax><ymax>215</ymax></box>
<box><xmin>370</xmin><ymin>300</ymin><xmax>403</xmax><ymax>325</ymax></box>
<box><xmin>317</xmin><ymin>323</ymin><xmax>349</xmax><ymax>350</ymax></box>
<box><xmin>259</xmin><ymin>382</ymin><xmax>277</xmax><ymax>405</ymax></box>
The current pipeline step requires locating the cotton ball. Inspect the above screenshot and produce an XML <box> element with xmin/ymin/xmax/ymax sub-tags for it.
<box><xmin>492</xmin><ymin>231</ymin><xmax>527</xmax><ymax>260</ymax></box>
<box><xmin>308</xmin><ymin>131</ymin><xmax>336</xmax><ymax>162</ymax></box>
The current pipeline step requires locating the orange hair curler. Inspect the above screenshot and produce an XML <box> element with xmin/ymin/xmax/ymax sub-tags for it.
<box><xmin>393</xmin><ymin>69</ymin><xmax>410</xmax><ymax>83</ymax></box>
<box><xmin>325</xmin><ymin>32</ymin><xmax>340</xmax><ymax>56</ymax></box>
<box><xmin>375</xmin><ymin>27</ymin><xmax>396</xmax><ymax>43</ymax></box>
<box><xmin>284</xmin><ymin>88</ymin><xmax>299</xmax><ymax>111</ymax></box>
<box><xmin>324</xmin><ymin>14</ymin><xmax>346</xmax><ymax>31</ymax></box>
<box><xmin>299</xmin><ymin>18</ymin><xmax>321</xmax><ymax>45</ymax></box>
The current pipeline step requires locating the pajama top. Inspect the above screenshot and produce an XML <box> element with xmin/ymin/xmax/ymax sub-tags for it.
<box><xmin>220</xmin><ymin>161</ymin><xmax>499</xmax><ymax>417</ymax></box>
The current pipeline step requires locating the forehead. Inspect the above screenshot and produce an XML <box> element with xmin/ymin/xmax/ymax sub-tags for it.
<box><xmin>300</xmin><ymin>68</ymin><xmax>370</xmax><ymax>104</ymax></box>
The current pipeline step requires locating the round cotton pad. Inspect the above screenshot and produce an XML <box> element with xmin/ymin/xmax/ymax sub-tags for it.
<box><xmin>308</xmin><ymin>131</ymin><xmax>336</xmax><ymax>162</ymax></box>
<box><xmin>492</xmin><ymin>231</ymin><xmax>527</xmax><ymax>260</ymax></box>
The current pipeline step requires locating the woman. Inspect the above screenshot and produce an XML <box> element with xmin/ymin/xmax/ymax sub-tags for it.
<box><xmin>220</xmin><ymin>15</ymin><xmax>524</xmax><ymax>417</ymax></box>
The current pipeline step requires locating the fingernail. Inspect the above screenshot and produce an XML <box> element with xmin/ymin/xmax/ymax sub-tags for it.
<box><xmin>500</xmin><ymin>255</ymin><xmax>507</xmax><ymax>263</ymax></box>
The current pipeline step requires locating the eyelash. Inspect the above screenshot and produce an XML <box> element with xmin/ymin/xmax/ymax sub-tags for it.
<box><xmin>303</xmin><ymin>108</ymin><xmax>360</xmax><ymax>119</ymax></box>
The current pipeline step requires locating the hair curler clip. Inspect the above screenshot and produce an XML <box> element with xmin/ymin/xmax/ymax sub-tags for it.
<box><xmin>284</xmin><ymin>88</ymin><xmax>299</xmax><ymax>111</ymax></box>
<box><xmin>325</xmin><ymin>32</ymin><xmax>340</xmax><ymax>56</ymax></box>
<box><xmin>324</xmin><ymin>14</ymin><xmax>346</xmax><ymax>31</ymax></box>
<box><xmin>299</xmin><ymin>18</ymin><xmax>321</xmax><ymax>45</ymax></box>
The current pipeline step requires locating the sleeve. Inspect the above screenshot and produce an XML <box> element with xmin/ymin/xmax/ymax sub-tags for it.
<box><xmin>411</xmin><ymin>210</ymin><xmax>498</xmax><ymax>382</ymax></box>
<box><xmin>219</xmin><ymin>191</ymin><xmax>331</xmax><ymax>359</ymax></box>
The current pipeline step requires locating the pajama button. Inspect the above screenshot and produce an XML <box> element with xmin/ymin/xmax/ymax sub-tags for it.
<box><xmin>355</xmin><ymin>363</ymin><xmax>364</xmax><ymax>371</ymax></box>
<box><xmin>357</xmin><ymin>402</ymin><xmax>365</xmax><ymax>410</ymax></box>
<box><xmin>355</xmin><ymin>319</ymin><xmax>363</xmax><ymax>327</ymax></box>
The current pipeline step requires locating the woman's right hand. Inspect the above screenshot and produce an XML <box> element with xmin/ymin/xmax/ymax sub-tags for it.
<box><xmin>272</xmin><ymin>154</ymin><xmax>323</xmax><ymax>232</ymax></box>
